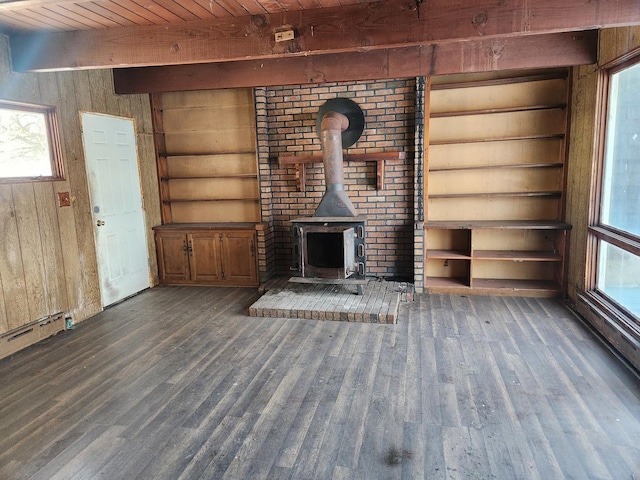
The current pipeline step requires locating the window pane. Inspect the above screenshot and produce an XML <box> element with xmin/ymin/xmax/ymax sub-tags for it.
<box><xmin>601</xmin><ymin>62</ymin><xmax>640</xmax><ymax>237</ymax></box>
<box><xmin>597</xmin><ymin>241</ymin><xmax>640</xmax><ymax>319</ymax></box>
<box><xmin>0</xmin><ymin>107</ymin><xmax>53</xmax><ymax>178</ymax></box>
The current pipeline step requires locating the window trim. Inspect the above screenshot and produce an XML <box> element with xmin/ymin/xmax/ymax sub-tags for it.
<box><xmin>585</xmin><ymin>53</ymin><xmax>640</xmax><ymax>325</ymax></box>
<box><xmin>0</xmin><ymin>99</ymin><xmax>65</xmax><ymax>184</ymax></box>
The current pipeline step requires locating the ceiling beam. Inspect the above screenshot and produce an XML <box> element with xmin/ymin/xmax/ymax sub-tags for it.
<box><xmin>9</xmin><ymin>0</ymin><xmax>640</xmax><ymax>72</ymax></box>
<box><xmin>113</xmin><ymin>31</ymin><xmax>597</xmax><ymax>93</ymax></box>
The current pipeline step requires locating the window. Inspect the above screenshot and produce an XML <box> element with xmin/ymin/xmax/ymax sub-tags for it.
<box><xmin>589</xmin><ymin>58</ymin><xmax>640</xmax><ymax>322</ymax></box>
<box><xmin>0</xmin><ymin>100</ymin><xmax>64</xmax><ymax>182</ymax></box>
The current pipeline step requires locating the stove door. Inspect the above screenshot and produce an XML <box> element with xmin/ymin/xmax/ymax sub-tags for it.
<box><xmin>343</xmin><ymin>227</ymin><xmax>356</xmax><ymax>278</ymax></box>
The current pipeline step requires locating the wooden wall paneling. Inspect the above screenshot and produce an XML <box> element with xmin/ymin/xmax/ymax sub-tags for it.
<box><xmin>87</xmin><ymin>69</ymin><xmax>110</xmax><ymax>113</ymax></box>
<box><xmin>33</xmin><ymin>181</ymin><xmax>69</xmax><ymax>314</ymax></box>
<box><xmin>473</xmin><ymin>229</ymin><xmax>557</xmax><ymax>252</ymax></box>
<box><xmin>161</xmin><ymin>104</ymin><xmax>256</xmax><ymax>132</ymax></box>
<box><xmin>429</xmin><ymin>109</ymin><xmax>566</xmax><ymax>143</ymax></box>
<box><xmin>166</xmin><ymin>153</ymin><xmax>257</xmax><ymax>177</ymax></box>
<box><xmin>11</xmin><ymin>184</ymin><xmax>49</xmax><ymax>323</ymax></box>
<box><xmin>137</xmin><ymin>132</ymin><xmax>161</xmax><ymax>285</ymax></box>
<box><xmin>599</xmin><ymin>26</ymin><xmax>640</xmax><ymax>66</ymax></box>
<box><xmin>428</xmin><ymin>139</ymin><xmax>564</xmax><ymax>170</ymax></box>
<box><xmin>0</xmin><ymin>274</ymin><xmax>7</xmax><ymax>333</ymax></box>
<box><xmin>565</xmin><ymin>66</ymin><xmax>600</xmax><ymax>300</ymax></box>
<box><xmin>160</xmin><ymin>88</ymin><xmax>253</xmax><ymax>109</ymax></box>
<box><xmin>163</xmin><ymin>127</ymin><xmax>255</xmax><ymax>154</ymax></box>
<box><xmin>37</xmin><ymin>71</ymin><xmax>73</xmax><ymax>317</ymax></box>
<box><xmin>170</xmin><ymin>201</ymin><xmax>261</xmax><ymax>223</ymax></box>
<box><xmin>150</xmin><ymin>94</ymin><xmax>172</xmax><ymax>223</ymax></box>
<box><xmin>427</xmin><ymin>197</ymin><xmax>562</xmax><ymax>222</ymax></box>
<box><xmin>429</xmin><ymin>78</ymin><xmax>567</xmax><ymax>114</ymax></box>
<box><xmin>55</xmin><ymin>71</ymin><xmax>102</xmax><ymax>318</ymax></box>
<box><xmin>428</xmin><ymin>168</ymin><xmax>562</xmax><ymax>196</ymax></box>
<box><xmin>168</xmin><ymin>177</ymin><xmax>258</xmax><ymax>200</ymax></box>
<box><xmin>0</xmin><ymin>186</ymin><xmax>31</xmax><ymax>330</ymax></box>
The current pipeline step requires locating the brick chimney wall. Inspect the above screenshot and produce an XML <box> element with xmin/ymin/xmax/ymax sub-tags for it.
<box><xmin>255</xmin><ymin>79</ymin><xmax>416</xmax><ymax>281</ymax></box>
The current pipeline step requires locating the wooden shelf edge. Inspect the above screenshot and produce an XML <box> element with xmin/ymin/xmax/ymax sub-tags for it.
<box><xmin>277</xmin><ymin>151</ymin><xmax>406</xmax><ymax>191</ymax></box>
<box><xmin>161</xmin><ymin>174</ymin><xmax>258</xmax><ymax>180</ymax></box>
<box><xmin>430</xmin><ymin>103</ymin><xmax>567</xmax><ymax>118</ymax></box>
<box><xmin>429</xmin><ymin>191</ymin><xmax>562</xmax><ymax>200</ymax></box>
<box><xmin>429</xmin><ymin>162</ymin><xmax>564</xmax><ymax>173</ymax></box>
<box><xmin>160</xmin><ymin>151</ymin><xmax>256</xmax><ymax>158</ymax></box>
<box><xmin>425</xmin><ymin>220</ymin><xmax>572</xmax><ymax>230</ymax></box>
<box><xmin>163</xmin><ymin>197</ymin><xmax>260</xmax><ymax>203</ymax></box>
<box><xmin>278</xmin><ymin>151</ymin><xmax>406</xmax><ymax>165</ymax></box>
<box><xmin>424</xmin><ymin>277</ymin><xmax>470</xmax><ymax>288</ymax></box>
<box><xmin>426</xmin><ymin>250</ymin><xmax>471</xmax><ymax>260</ymax></box>
<box><xmin>472</xmin><ymin>250</ymin><xmax>563</xmax><ymax>261</ymax></box>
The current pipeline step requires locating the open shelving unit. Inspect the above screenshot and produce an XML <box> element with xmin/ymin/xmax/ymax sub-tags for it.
<box><xmin>425</xmin><ymin>220</ymin><xmax>571</xmax><ymax>296</ymax></box>
<box><xmin>424</xmin><ymin>71</ymin><xmax>571</xmax><ymax>297</ymax></box>
<box><xmin>152</xmin><ymin>89</ymin><xmax>261</xmax><ymax>223</ymax></box>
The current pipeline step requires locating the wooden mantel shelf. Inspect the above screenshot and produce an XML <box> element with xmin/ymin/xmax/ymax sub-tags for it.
<box><xmin>278</xmin><ymin>151</ymin><xmax>406</xmax><ymax>191</ymax></box>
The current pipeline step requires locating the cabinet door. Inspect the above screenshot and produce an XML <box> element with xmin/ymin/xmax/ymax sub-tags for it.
<box><xmin>156</xmin><ymin>232</ymin><xmax>191</xmax><ymax>284</ymax></box>
<box><xmin>188</xmin><ymin>232</ymin><xmax>224</xmax><ymax>284</ymax></box>
<box><xmin>220</xmin><ymin>231</ymin><xmax>258</xmax><ymax>286</ymax></box>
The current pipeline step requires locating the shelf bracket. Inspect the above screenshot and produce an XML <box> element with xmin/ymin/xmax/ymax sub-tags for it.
<box><xmin>278</xmin><ymin>151</ymin><xmax>405</xmax><ymax>193</ymax></box>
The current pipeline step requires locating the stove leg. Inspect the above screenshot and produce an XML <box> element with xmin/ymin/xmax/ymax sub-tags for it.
<box><xmin>357</xmin><ymin>284</ymin><xmax>364</xmax><ymax>295</ymax></box>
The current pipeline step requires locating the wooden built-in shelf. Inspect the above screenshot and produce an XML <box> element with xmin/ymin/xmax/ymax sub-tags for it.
<box><xmin>424</xmin><ymin>221</ymin><xmax>571</xmax><ymax>297</ymax></box>
<box><xmin>278</xmin><ymin>151</ymin><xmax>405</xmax><ymax>191</ymax></box>
<box><xmin>426</xmin><ymin>72</ymin><xmax>570</xmax><ymax>297</ymax></box>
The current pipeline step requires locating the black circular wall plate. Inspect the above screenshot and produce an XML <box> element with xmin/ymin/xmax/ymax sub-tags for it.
<box><xmin>316</xmin><ymin>98</ymin><xmax>365</xmax><ymax>148</ymax></box>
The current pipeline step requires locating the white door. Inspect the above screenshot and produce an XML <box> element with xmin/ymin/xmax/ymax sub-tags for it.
<box><xmin>81</xmin><ymin>113</ymin><xmax>150</xmax><ymax>307</ymax></box>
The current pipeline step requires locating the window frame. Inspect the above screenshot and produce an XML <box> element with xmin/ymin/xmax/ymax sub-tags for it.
<box><xmin>586</xmin><ymin>54</ymin><xmax>640</xmax><ymax>328</ymax></box>
<box><xmin>0</xmin><ymin>99</ymin><xmax>65</xmax><ymax>184</ymax></box>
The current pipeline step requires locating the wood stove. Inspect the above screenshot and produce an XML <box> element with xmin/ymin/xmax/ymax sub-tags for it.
<box><xmin>291</xmin><ymin>217</ymin><xmax>366</xmax><ymax>280</ymax></box>
<box><xmin>289</xmin><ymin>98</ymin><xmax>368</xmax><ymax>293</ymax></box>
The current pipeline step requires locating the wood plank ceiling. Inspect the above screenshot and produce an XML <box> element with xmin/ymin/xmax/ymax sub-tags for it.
<box><xmin>0</xmin><ymin>0</ymin><xmax>375</xmax><ymax>33</ymax></box>
<box><xmin>2</xmin><ymin>0</ymin><xmax>640</xmax><ymax>87</ymax></box>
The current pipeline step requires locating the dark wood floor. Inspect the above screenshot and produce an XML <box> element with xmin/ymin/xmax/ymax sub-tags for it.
<box><xmin>1</xmin><ymin>286</ymin><xmax>639</xmax><ymax>479</ymax></box>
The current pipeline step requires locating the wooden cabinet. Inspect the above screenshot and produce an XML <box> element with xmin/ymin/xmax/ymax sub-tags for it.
<box><xmin>425</xmin><ymin>71</ymin><xmax>571</xmax><ymax>297</ymax></box>
<box><xmin>154</xmin><ymin>224</ymin><xmax>258</xmax><ymax>287</ymax></box>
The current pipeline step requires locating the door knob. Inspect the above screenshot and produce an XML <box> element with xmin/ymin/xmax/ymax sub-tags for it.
<box><xmin>96</xmin><ymin>220</ymin><xmax>105</xmax><ymax>226</ymax></box>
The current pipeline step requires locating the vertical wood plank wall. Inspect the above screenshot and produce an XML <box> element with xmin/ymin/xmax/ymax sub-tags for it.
<box><xmin>0</xmin><ymin>34</ymin><xmax>159</xmax><ymax>336</ymax></box>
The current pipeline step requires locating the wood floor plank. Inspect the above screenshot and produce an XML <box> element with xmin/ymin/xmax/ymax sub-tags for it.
<box><xmin>1</xmin><ymin>289</ymin><xmax>639</xmax><ymax>479</ymax></box>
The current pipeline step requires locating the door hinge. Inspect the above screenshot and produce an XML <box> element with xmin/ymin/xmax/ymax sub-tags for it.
<box><xmin>250</xmin><ymin>239</ymin><xmax>255</xmax><ymax>257</ymax></box>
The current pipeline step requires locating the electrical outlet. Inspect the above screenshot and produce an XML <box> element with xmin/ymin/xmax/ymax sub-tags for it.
<box><xmin>275</xmin><ymin>30</ymin><xmax>295</xmax><ymax>42</ymax></box>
